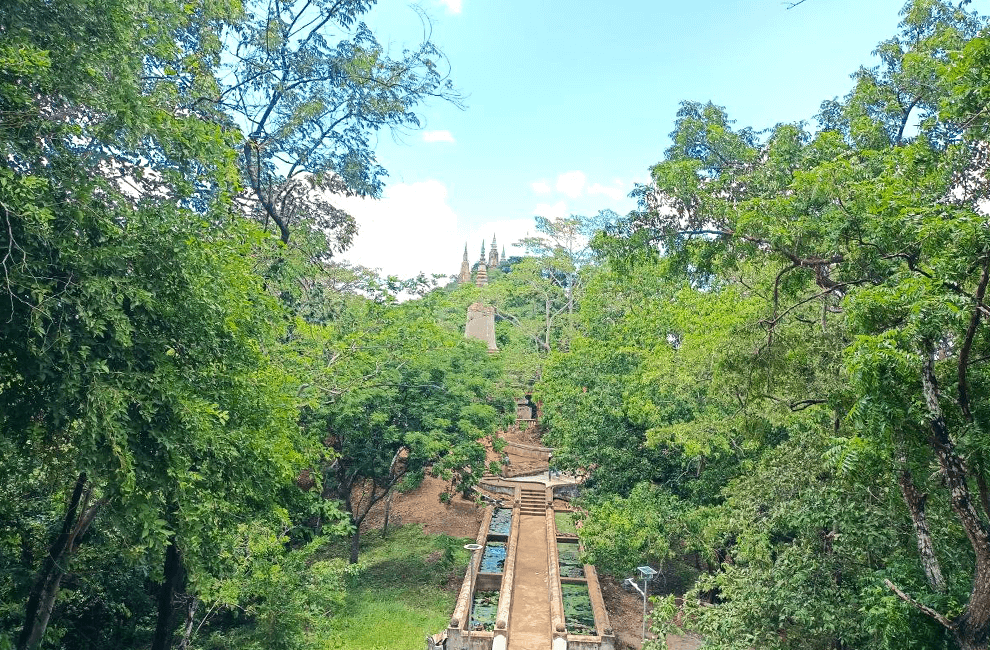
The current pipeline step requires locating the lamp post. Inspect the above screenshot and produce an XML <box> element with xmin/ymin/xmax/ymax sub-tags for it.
<box><xmin>463</xmin><ymin>544</ymin><xmax>483</xmax><ymax>640</ymax></box>
<box><xmin>624</xmin><ymin>565</ymin><xmax>657</xmax><ymax>641</ymax></box>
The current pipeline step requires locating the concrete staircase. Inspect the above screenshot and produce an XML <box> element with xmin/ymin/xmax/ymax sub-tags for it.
<box><xmin>518</xmin><ymin>487</ymin><xmax>546</xmax><ymax>516</ymax></box>
<box><xmin>508</xmin><ymin>486</ymin><xmax>552</xmax><ymax>650</ymax></box>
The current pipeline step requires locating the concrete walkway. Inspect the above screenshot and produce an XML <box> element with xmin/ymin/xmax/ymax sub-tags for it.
<box><xmin>507</xmin><ymin>510</ymin><xmax>551</xmax><ymax>650</ymax></box>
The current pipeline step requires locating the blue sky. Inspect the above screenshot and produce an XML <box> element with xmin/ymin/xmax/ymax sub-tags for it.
<box><xmin>337</xmin><ymin>0</ymin><xmax>909</xmax><ymax>278</ymax></box>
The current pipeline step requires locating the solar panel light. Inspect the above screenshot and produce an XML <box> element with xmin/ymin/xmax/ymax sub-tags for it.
<box><xmin>637</xmin><ymin>566</ymin><xmax>657</xmax><ymax>581</ymax></box>
<box><xmin>626</xmin><ymin>566</ymin><xmax>657</xmax><ymax>640</ymax></box>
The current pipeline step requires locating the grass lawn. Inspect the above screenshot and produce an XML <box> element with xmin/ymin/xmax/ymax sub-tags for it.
<box><xmin>554</xmin><ymin>511</ymin><xmax>578</xmax><ymax>536</ymax></box>
<box><xmin>325</xmin><ymin>525</ymin><xmax>471</xmax><ymax>650</ymax></box>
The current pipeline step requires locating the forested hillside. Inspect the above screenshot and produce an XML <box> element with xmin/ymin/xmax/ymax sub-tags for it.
<box><xmin>3</xmin><ymin>0</ymin><xmax>990</xmax><ymax>649</ymax></box>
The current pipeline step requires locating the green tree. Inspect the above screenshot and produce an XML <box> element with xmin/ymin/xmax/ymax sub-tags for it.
<box><xmin>619</xmin><ymin>2</ymin><xmax>990</xmax><ymax>647</ymax></box>
<box><xmin>224</xmin><ymin>0</ymin><xmax>462</xmax><ymax>245</ymax></box>
<box><xmin>0</xmin><ymin>2</ymin><xmax>335</xmax><ymax>648</ymax></box>
<box><xmin>302</xmin><ymin>300</ymin><xmax>512</xmax><ymax>563</ymax></box>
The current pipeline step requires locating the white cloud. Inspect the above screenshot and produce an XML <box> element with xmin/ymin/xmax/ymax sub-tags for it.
<box><xmin>534</xmin><ymin>200</ymin><xmax>569</xmax><ymax>221</ymax></box>
<box><xmin>437</xmin><ymin>0</ymin><xmax>462</xmax><ymax>13</ymax></box>
<box><xmin>422</xmin><ymin>130</ymin><xmax>455</xmax><ymax>143</ymax></box>
<box><xmin>530</xmin><ymin>180</ymin><xmax>552</xmax><ymax>194</ymax></box>
<box><xmin>336</xmin><ymin>180</ymin><xmax>461</xmax><ymax>278</ymax></box>
<box><xmin>555</xmin><ymin>171</ymin><xmax>586</xmax><ymax>198</ymax></box>
<box><xmin>336</xmin><ymin>181</ymin><xmax>544</xmax><ymax>281</ymax></box>
<box><xmin>587</xmin><ymin>182</ymin><xmax>627</xmax><ymax>202</ymax></box>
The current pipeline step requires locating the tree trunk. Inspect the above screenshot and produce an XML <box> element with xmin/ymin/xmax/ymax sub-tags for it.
<box><xmin>151</xmin><ymin>538</ymin><xmax>183</xmax><ymax>650</ymax></box>
<box><xmin>955</xmin><ymin>553</ymin><xmax>990</xmax><ymax>650</ymax></box>
<box><xmin>382</xmin><ymin>490</ymin><xmax>394</xmax><ymax>538</ymax></box>
<box><xmin>977</xmin><ymin>461</ymin><xmax>990</xmax><ymax>524</ymax></box>
<box><xmin>920</xmin><ymin>352</ymin><xmax>990</xmax><ymax>648</ymax></box>
<box><xmin>177</xmin><ymin>599</ymin><xmax>198</xmax><ymax>650</ymax></box>
<box><xmin>545</xmin><ymin>297</ymin><xmax>551</xmax><ymax>351</ymax></box>
<box><xmin>21</xmin><ymin>571</ymin><xmax>65</xmax><ymax>650</ymax></box>
<box><xmin>244</xmin><ymin>140</ymin><xmax>290</xmax><ymax>243</ymax></box>
<box><xmin>349</xmin><ymin>526</ymin><xmax>361</xmax><ymax>564</ymax></box>
<box><xmin>897</xmin><ymin>452</ymin><xmax>946</xmax><ymax>592</ymax></box>
<box><xmin>18</xmin><ymin>473</ymin><xmax>86</xmax><ymax>650</ymax></box>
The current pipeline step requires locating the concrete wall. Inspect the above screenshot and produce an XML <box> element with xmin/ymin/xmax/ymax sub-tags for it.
<box><xmin>566</xmin><ymin>635</ymin><xmax>617</xmax><ymax>650</ymax></box>
<box><xmin>504</xmin><ymin>440</ymin><xmax>551</xmax><ymax>461</ymax></box>
<box><xmin>552</xmin><ymin>483</ymin><xmax>582</xmax><ymax>501</ymax></box>
<box><xmin>478</xmin><ymin>479</ymin><xmax>520</xmax><ymax>498</ymax></box>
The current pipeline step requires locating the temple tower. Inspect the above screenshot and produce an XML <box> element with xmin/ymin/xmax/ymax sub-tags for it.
<box><xmin>458</xmin><ymin>243</ymin><xmax>471</xmax><ymax>284</ymax></box>
<box><xmin>488</xmin><ymin>234</ymin><xmax>499</xmax><ymax>267</ymax></box>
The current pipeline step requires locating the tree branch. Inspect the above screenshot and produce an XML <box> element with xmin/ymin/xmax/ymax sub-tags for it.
<box><xmin>883</xmin><ymin>579</ymin><xmax>953</xmax><ymax>629</ymax></box>
<box><xmin>958</xmin><ymin>256</ymin><xmax>989</xmax><ymax>424</ymax></box>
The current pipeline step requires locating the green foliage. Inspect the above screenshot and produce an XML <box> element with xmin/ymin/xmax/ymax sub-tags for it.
<box><xmin>577</xmin><ymin>484</ymin><xmax>686</xmax><ymax>577</ymax></box>
<box><xmin>195</xmin><ymin>525</ymin><xmax>357</xmax><ymax>650</ymax></box>
<box><xmin>304</xmin><ymin>301</ymin><xmax>513</xmax><ymax>536</ymax></box>
<box><xmin>554</xmin><ymin>511</ymin><xmax>579</xmax><ymax>537</ymax></box>
<box><xmin>0</xmin><ymin>0</ymin><xmax>478</xmax><ymax>646</ymax></box>
<box><xmin>540</xmin><ymin>3</ymin><xmax>990</xmax><ymax>649</ymax></box>
<box><xmin>324</xmin><ymin>526</ymin><xmax>471</xmax><ymax>650</ymax></box>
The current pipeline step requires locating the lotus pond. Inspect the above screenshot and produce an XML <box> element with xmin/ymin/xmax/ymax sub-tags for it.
<box><xmin>479</xmin><ymin>541</ymin><xmax>506</xmax><ymax>573</ymax></box>
<box><xmin>561</xmin><ymin>583</ymin><xmax>596</xmax><ymax>635</ymax></box>
<box><xmin>470</xmin><ymin>590</ymin><xmax>499</xmax><ymax>631</ymax></box>
<box><xmin>488</xmin><ymin>508</ymin><xmax>512</xmax><ymax>536</ymax></box>
<box><xmin>557</xmin><ymin>541</ymin><xmax>584</xmax><ymax>578</ymax></box>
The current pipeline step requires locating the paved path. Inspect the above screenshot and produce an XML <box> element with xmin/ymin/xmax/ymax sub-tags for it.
<box><xmin>507</xmin><ymin>505</ymin><xmax>551</xmax><ymax>649</ymax></box>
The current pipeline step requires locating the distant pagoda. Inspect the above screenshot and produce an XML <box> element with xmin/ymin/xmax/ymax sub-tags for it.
<box><xmin>458</xmin><ymin>244</ymin><xmax>471</xmax><ymax>284</ymax></box>
<box><xmin>458</xmin><ymin>237</ymin><xmax>499</xmax><ymax>352</ymax></box>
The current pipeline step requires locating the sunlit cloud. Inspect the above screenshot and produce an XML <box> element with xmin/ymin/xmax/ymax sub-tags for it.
<box><xmin>555</xmin><ymin>170</ymin><xmax>586</xmax><ymax>198</ymax></box>
<box><xmin>588</xmin><ymin>182</ymin><xmax>626</xmax><ymax>202</ymax></box>
<box><xmin>530</xmin><ymin>180</ymin><xmax>552</xmax><ymax>194</ymax></box>
<box><xmin>422</xmin><ymin>130</ymin><xmax>456</xmax><ymax>143</ymax></box>
<box><xmin>335</xmin><ymin>181</ymin><xmax>543</xmax><ymax>280</ymax></box>
<box><xmin>437</xmin><ymin>0</ymin><xmax>462</xmax><ymax>14</ymax></box>
<box><xmin>336</xmin><ymin>180</ymin><xmax>461</xmax><ymax>278</ymax></box>
<box><xmin>534</xmin><ymin>200</ymin><xmax>569</xmax><ymax>221</ymax></box>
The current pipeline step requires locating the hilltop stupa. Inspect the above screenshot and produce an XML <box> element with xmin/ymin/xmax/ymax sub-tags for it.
<box><xmin>460</xmin><ymin>239</ymin><xmax>497</xmax><ymax>352</ymax></box>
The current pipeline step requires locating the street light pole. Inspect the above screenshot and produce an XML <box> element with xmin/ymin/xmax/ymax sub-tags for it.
<box><xmin>642</xmin><ymin>575</ymin><xmax>648</xmax><ymax>640</ymax></box>
<box><xmin>625</xmin><ymin>565</ymin><xmax>657</xmax><ymax>641</ymax></box>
